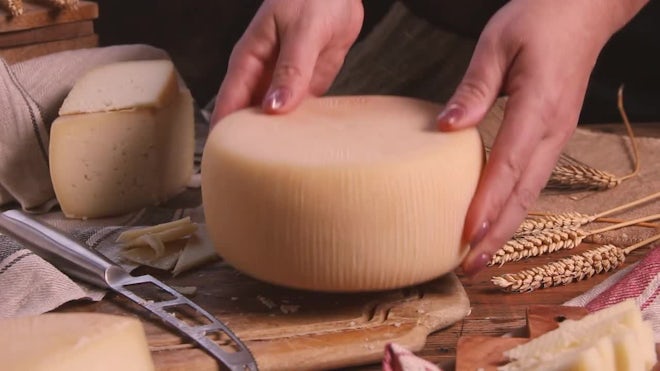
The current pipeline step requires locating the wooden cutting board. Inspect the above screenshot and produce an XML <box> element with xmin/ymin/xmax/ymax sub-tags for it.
<box><xmin>62</xmin><ymin>263</ymin><xmax>470</xmax><ymax>371</ymax></box>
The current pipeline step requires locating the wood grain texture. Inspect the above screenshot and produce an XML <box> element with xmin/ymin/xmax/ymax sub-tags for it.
<box><xmin>0</xmin><ymin>33</ymin><xmax>97</xmax><ymax>63</ymax></box>
<box><xmin>59</xmin><ymin>268</ymin><xmax>470</xmax><ymax>371</ymax></box>
<box><xmin>0</xmin><ymin>0</ymin><xmax>96</xmax><ymax>33</ymax></box>
<box><xmin>0</xmin><ymin>19</ymin><xmax>92</xmax><ymax>47</ymax></box>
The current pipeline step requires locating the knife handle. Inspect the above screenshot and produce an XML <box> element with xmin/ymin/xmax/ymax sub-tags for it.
<box><xmin>0</xmin><ymin>210</ymin><xmax>125</xmax><ymax>289</ymax></box>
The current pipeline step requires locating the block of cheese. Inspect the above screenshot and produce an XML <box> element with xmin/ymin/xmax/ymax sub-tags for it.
<box><xmin>0</xmin><ymin>313</ymin><xmax>154</xmax><ymax>371</ymax></box>
<box><xmin>202</xmin><ymin>96</ymin><xmax>484</xmax><ymax>292</ymax></box>
<box><xmin>50</xmin><ymin>60</ymin><xmax>194</xmax><ymax>219</ymax></box>
<box><xmin>500</xmin><ymin>300</ymin><xmax>657</xmax><ymax>371</ymax></box>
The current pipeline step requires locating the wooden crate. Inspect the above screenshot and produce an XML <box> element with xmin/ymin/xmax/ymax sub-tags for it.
<box><xmin>0</xmin><ymin>1</ymin><xmax>98</xmax><ymax>64</ymax></box>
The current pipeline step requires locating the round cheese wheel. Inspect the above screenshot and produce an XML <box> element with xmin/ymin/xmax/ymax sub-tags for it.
<box><xmin>201</xmin><ymin>96</ymin><xmax>483</xmax><ymax>292</ymax></box>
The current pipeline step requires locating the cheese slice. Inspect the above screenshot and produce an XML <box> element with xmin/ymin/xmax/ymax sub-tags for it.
<box><xmin>59</xmin><ymin>60</ymin><xmax>179</xmax><ymax>115</ymax></box>
<box><xmin>50</xmin><ymin>89</ymin><xmax>194</xmax><ymax>218</ymax></box>
<box><xmin>0</xmin><ymin>313</ymin><xmax>154</xmax><ymax>371</ymax></box>
<box><xmin>202</xmin><ymin>95</ymin><xmax>484</xmax><ymax>292</ymax></box>
<box><xmin>500</xmin><ymin>300</ymin><xmax>657</xmax><ymax>371</ymax></box>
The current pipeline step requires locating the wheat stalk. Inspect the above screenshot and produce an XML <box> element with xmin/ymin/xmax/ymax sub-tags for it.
<box><xmin>545</xmin><ymin>86</ymin><xmax>640</xmax><ymax>191</ymax></box>
<box><xmin>490</xmin><ymin>212</ymin><xmax>660</xmax><ymax>266</ymax></box>
<box><xmin>492</xmin><ymin>233</ymin><xmax>660</xmax><ymax>293</ymax></box>
<box><xmin>1</xmin><ymin>0</ymin><xmax>23</xmax><ymax>16</ymax></box>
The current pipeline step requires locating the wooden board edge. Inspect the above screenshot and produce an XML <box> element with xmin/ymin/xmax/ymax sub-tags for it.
<box><xmin>0</xmin><ymin>33</ymin><xmax>98</xmax><ymax>64</ymax></box>
<box><xmin>0</xmin><ymin>20</ymin><xmax>94</xmax><ymax>48</ymax></box>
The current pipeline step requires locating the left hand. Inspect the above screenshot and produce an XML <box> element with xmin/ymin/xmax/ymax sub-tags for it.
<box><xmin>436</xmin><ymin>0</ymin><xmax>649</xmax><ymax>275</ymax></box>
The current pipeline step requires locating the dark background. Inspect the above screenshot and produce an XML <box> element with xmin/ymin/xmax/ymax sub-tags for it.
<box><xmin>91</xmin><ymin>0</ymin><xmax>659</xmax><ymax>123</ymax></box>
<box><xmin>92</xmin><ymin>0</ymin><xmax>394</xmax><ymax>107</ymax></box>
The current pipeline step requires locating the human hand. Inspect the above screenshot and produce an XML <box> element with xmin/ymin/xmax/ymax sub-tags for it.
<box><xmin>211</xmin><ymin>0</ymin><xmax>364</xmax><ymax>124</ymax></box>
<box><xmin>436</xmin><ymin>0</ymin><xmax>649</xmax><ymax>275</ymax></box>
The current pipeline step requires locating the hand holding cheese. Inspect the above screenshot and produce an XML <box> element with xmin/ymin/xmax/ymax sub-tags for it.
<box><xmin>435</xmin><ymin>0</ymin><xmax>650</xmax><ymax>276</ymax></box>
<box><xmin>214</xmin><ymin>0</ymin><xmax>650</xmax><ymax>279</ymax></box>
<box><xmin>49</xmin><ymin>60</ymin><xmax>194</xmax><ymax>219</ymax></box>
<box><xmin>202</xmin><ymin>96</ymin><xmax>483</xmax><ymax>292</ymax></box>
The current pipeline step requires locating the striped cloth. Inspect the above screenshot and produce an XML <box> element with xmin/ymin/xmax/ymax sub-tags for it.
<box><xmin>565</xmin><ymin>244</ymin><xmax>660</xmax><ymax>342</ymax></box>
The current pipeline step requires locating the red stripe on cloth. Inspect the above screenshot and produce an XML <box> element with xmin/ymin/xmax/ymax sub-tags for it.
<box><xmin>585</xmin><ymin>245</ymin><xmax>660</xmax><ymax>312</ymax></box>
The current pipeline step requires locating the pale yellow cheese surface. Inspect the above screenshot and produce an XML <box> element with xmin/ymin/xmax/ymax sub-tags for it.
<box><xmin>59</xmin><ymin>60</ymin><xmax>178</xmax><ymax>115</ymax></box>
<box><xmin>202</xmin><ymin>96</ymin><xmax>484</xmax><ymax>292</ymax></box>
<box><xmin>50</xmin><ymin>89</ymin><xmax>194</xmax><ymax>219</ymax></box>
<box><xmin>500</xmin><ymin>300</ymin><xmax>657</xmax><ymax>371</ymax></box>
<box><xmin>0</xmin><ymin>313</ymin><xmax>154</xmax><ymax>371</ymax></box>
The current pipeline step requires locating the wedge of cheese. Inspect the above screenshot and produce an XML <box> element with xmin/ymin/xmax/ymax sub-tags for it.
<box><xmin>0</xmin><ymin>313</ymin><xmax>154</xmax><ymax>371</ymax></box>
<box><xmin>202</xmin><ymin>95</ymin><xmax>484</xmax><ymax>292</ymax></box>
<box><xmin>50</xmin><ymin>60</ymin><xmax>194</xmax><ymax>219</ymax></box>
<box><xmin>500</xmin><ymin>300</ymin><xmax>657</xmax><ymax>371</ymax></box>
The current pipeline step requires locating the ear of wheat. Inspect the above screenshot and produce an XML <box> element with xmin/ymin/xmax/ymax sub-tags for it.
<box><xmin>515</xmin><ymin>212</ymin><xmax>593</xmax><ymax>235</ymax></box>
<box><xmin>491</xmin><ymin>228</ymin><xmax>588</xmax><ymax>266</ymax></box>
<box><xmin>1</xmin><ymin>0</ymin><xmax>23</xmax><ymax>16</ymax></box>
<box><xmin>546</xmin><ymin>164</ymin><xmax>620</xmax><ymax>190</ymax></box>
<box><xmin>545</xmin><ymin>86</ymin><xmax>639</xmax><ymax>191</ymax></box>
<box><xmin>490</xmin><ymin>192</ymin><xmax>660</xmax><ymax>266</ymax></box>
<box><xmin>490</xmin><ymin>211</ymin><xmax>660</xmax><ymax>266</ymax></box>
<box><xmin>492</xmin><ymin>233</ymin><xmax>660</xmax><ymax>293</ymax></box>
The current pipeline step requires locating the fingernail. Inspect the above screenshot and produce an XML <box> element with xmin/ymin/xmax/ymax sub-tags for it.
<box><xmin>436</xmin><ymin>104</ymin><xmax>464</xmax><ymax>128</ymax></box>
<box><xmin>463</xmin><ymin>253</ymin><xmax>491</xmax><ymax>276</ymax></box>
<box><xmin>263</xmin><ymin>87</ymin><xmax>290</xmax><ymax>111</ymax></box>
<box><xmin>469</xmin><ymin>220</ymin><xmax>490</xmax><ymax>249</ymax></box>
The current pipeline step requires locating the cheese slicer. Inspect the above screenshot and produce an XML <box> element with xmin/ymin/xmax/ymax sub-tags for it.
<box><xmin>0</xmin><ymin>209</ymin><xmax>258</xmax><ymax>371</ymax></box>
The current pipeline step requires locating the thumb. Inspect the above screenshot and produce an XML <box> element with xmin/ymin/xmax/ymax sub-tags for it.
<box><xmin>437</xmin><ymin>38</ymin><xmax>506</xmax><ymax>131</ymax></box>
<box><xmin>262</xmin><ymin>29</ymin><xmax>321</xmax><ymax>114</ymax></box>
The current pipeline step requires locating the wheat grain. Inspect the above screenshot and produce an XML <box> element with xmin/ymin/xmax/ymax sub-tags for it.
<box><xmin>489</xmin><ymin>228</ymin><xmax>587</xmax><ymax>266</ymax></box>
<box><xmin>491</xmin><ymin>244</ymin><xmax>625</xmax><ymax>293</ymax></box>
<box><xmin>546</xmin><ymin>164</ymin><xmax>620</xmax><ymax>190</ymax></box>
<box><xmin>1</xmin><ymin>0</ymin><xmax>23</xmax><ymax>16</ymax></box>
<box><xmin>515</xmin><ymin>212</ymin><xmax>593</xmax><ymax>235</ymax></box>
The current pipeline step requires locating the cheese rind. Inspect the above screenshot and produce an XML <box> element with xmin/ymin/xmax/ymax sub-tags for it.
<box><xmin>59</xmin><ymin>60</ymin><xmax>179</xmax><ymax>115</ymax></box>
<box><xmin>202</xmin><ymin>96</ymin><xmax>484</xmax><ymax>292</ymax></box>
<box><xmin>50</xmin><ymin>89</ymin><xmax>194</xmax><ymax>218</ymax></box>
<box><xmin>0</xmin><ymin>313</ymin><xmax>154</xmax><ymax>371</ymax></box>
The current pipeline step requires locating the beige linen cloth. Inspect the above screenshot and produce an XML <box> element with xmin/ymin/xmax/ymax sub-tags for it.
<box><xmin>0</xmin><ymin>44</ymin><xmax>209</xmax><ymax>318</ymax></box>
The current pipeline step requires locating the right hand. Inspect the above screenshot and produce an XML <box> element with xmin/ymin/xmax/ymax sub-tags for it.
<box><xmin>211</xmin><ymin>0</ymin><xmax>364</xmax><ymax>125</ymax></box>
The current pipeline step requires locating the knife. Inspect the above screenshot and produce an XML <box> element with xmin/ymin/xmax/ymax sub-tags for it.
<box><xmin>0</xmin><ymin>209</ymin><xmax>258</xmax><ymax>371</ymax></box>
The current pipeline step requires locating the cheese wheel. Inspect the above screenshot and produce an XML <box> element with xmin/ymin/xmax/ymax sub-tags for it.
<box><xmin>0</xmin><ymin>313</ymin><xmax>154</xmax><ymax>371</ymax></box>
<box><xmin>201</xmin><ymin>96</ymin><xmax>484</xmax><ymax>292</ymax></box>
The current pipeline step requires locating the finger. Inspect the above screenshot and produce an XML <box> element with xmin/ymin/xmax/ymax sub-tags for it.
<box><xmin>262</xmin><ymin>21</ymin><xmax>324</xmax><ymax>114</ymax></box>
<box><xmin>460</xmin><ymin>87</ymin><xmax>550</xmax><ymax>265</ymax></box>
<box><xmin>461</xmin><ymin>135</ymin><xmax>565</xmax><ymax>275</ymax></box>
<box><xmin>211</xmin><ymin>9</ymin><xmax>278</xmax><ymax>125</ymax></box>
<box><xmin>437</xmin><ymin>35</ymin><xmax>509</xmax><ymax>131</ymax></box>
<box><xmin>308</xmin><ymin>47</ymin><xmax>351</xmax><ymax>96</ymax></box>
<box><xmin>211</xmin><ymin>47</ymin><xmax>270</xmax><ymax>125</ymax></box>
